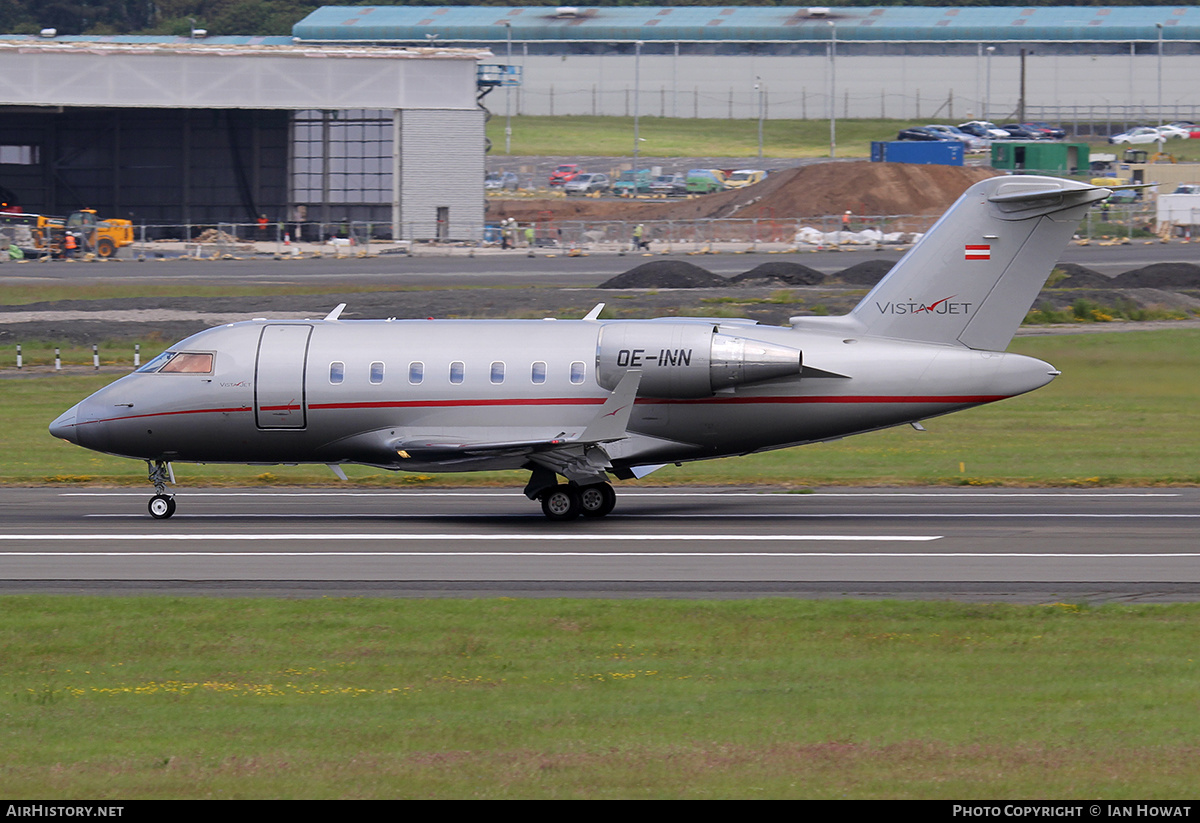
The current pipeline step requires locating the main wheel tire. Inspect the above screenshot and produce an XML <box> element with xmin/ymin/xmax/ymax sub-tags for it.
<box><xmin>579</xmin><ymin>483</ymin><xmax>616</xmax><ymax>518</ymax></box>
<box><xmin>148</xmin><ymin>494</ymin><xmax>176</xmax><ymax>519</ymax></box>
<box><xmin>540</xmin><ymin>485</ymin><xmax>581</xmax><ymax>521</ymax></box>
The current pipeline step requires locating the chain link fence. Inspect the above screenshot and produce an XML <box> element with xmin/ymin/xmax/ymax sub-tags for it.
<box><xmin>27</xmin><ymin>203</ymin><xmax>1160</xmax><ymax>262</ymax></box>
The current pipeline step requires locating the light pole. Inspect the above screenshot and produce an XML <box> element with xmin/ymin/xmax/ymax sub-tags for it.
<box><xmin>985</xmin><ymin>46</ymin><xmax>995</xmax><ymax>122</ymax></box>
<box><xmin>1157</xmin><ymin>22</ymin><xmax>1164</xmax><ymax>129</ymax></box>
<box><xmin>828</xmin><ymin>21</ymin><xmax>836</xmax><ymax>159</ymax></box>
<box><xmin>501</xmin><ymin>21</ymin><xmax>512</xmax><ymax>155</ymax></box>
<box><xmin>755</xmin><ymin>76</ymin><xmax>764</xmax><ymax>159</ymax></box>
<box><xmin>633</xmin><ymin>40</ymin><xmax>642</xmax><ymax>168</ymax></box>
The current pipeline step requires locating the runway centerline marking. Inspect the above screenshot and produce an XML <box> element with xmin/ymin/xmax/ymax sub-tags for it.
<box><xmin>2</xmin><ymin>551</ymin><xmax>1198</xmax><ymax>560</ymax></box>
<box><xmin>60</xmin><ymin>491</ymin><xmax>1179</xmax><ymax>498</ymax></box>
<box><xmin>0</xmin><ymin>533</ymin><xmax>940</xmax><ymax>543</ymax></box>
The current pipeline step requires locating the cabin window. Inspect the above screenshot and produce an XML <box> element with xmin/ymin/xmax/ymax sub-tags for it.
<box><xmin>531</xmin><ymin>361</ymin><xmax>547</xmax><ymax>384</ymax></box>
<box><xmin>370</xmin><ymin>361</ymin><xmax>385</xmax><ymax>384</ymax></box>
<box><xmin>409</xmin><ymin>361</ymin><xmax>424</xmax><ymax>385</ymax></box>
<box><xmin>570</xmin><ymin>361</ymin><xmax>586</xmax><ymax>384</ymax></box>
<box><xmin>449</xmin><ymin>361</ymin><xmax>465</xmax><ymax>384</ymax></box>
<box><xmin>329</xmin><ymin>361</ymin><xmax>345</xmax><ymax>384</ymax></box>
<box><xmin>490</xmin><ymin>361</ymin><xmax>505</xmax><ymax>384</ymax></box>
<box><xmin>156</xmin><ymin>352</ymin><xmax>213</xmax><ymax>374</ymax></box>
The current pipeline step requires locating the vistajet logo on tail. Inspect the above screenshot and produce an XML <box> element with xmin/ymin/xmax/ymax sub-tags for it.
<box><xmin>876</xmin><ymin>296</ymin><xmax>974</xmax><ymax>316</ymax></box>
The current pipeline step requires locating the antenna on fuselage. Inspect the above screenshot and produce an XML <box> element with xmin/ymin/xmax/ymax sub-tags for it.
<box><xmin>324</xmin><ymin>303</ymin><xmax>347</xmax><ymax>322</ymax></box>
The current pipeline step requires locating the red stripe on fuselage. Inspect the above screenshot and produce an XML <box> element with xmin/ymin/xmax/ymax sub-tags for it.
<box><xmin>81</xmin><ymin>394</ymin><xmax>1007</xmax><ymax>426</ymax></box>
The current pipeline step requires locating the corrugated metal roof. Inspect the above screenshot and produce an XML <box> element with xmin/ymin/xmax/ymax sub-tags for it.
<box><xmin>0</xmin><ymin>37</ymin><xmax>485</xmax><ymax>61</ymax></box>
<box><xmin>293</xmin><ymin>6</ymin><xmax>1200</xmax><ymax>43</ymax></box>
<box><xmin>0</xmin><ymin>35</ymin><xmax>297</xmax><ymax>46</ymax></box>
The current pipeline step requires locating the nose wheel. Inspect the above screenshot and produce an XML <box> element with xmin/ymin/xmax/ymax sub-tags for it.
<box><xmin>148</xmin><ymin>494</ymin><xmax>176</xmax><ymax>519</ymax></box>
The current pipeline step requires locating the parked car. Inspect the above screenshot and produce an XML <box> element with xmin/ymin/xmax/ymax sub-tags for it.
<box><xmin>1109</xmin><ymin>127</ymin><xmax>1167</xmax><ymax>146</ymax></box>
<box><xmin>1155</xmin><ymin>124</ymin><xmax>1191</xmax><ymax>140</ymax></box>
<box><xmin>1021</xmin><ymin>121</ymin><xmax>1067</xmax><ymax>140</ymax></box>
<box><xmin>922</xmin><ymin>125</ymin><xmax>988</xmax><ymax>153</ymax></box>
<box><xmin>724</xmin><ymin>169</ymin><xmax>766</xmax><ymax>189</ymax></box>
<box><xmin>648</xmin><ymin>173</ymin><xmax>687</xmax><ymax>195</ymax></box>
<box><xmin>897</xmin><ymin>126</ymin><xmax>947</xmax><ymax>141</ymax></box>
<box><xmin>612</xmin><ymin>169</ymin><xmax>653</xmax><ymax>196</ymax></box>
<box><xmin>1107</xmin><ymin>189</ymin><xmax>1141</xmax><ymax>204</ymax></box>
<box><xmin>685</xmin><ymin>169</ymin><xmax>726</xmax><ymax>194</ymax></box>
<box><xmin>563</xmin><ymin>172</ymin><xmax>609</xmax><ymax>195</ymax></box>
<box><xmin>998</xmin><ymin>124</ymin><xmax>1041</xmax><ymax>140</ymax></box>
<box><xmin>549</xmin><ymin>164</ymin><xmax>583</xmax><ymax>187</ymax></box>
<box><xmin>958</xmin><ymin>120</ymin><xmax>1010</xmax><ymax>139</ymax></box>
<box><xmin>484</xmin><ymin>172</ymin><xmax>519</xmax><ymax>192</ymax></box>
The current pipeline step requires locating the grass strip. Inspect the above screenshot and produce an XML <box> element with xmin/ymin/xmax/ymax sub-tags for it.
<box><xmin>2</xmin><ymin>596</ymin><xmax>1198</xmax><ymax>799</ymax></box>
<box><xmin>485</xmin><ymin>115</ymin><xmax>1200</xmax><ymax>162</ymax></box>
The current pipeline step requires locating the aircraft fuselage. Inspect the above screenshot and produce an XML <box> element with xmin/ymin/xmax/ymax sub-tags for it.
<box><xmin>52</xmin><ymin>316</ymin><xmax>1055</xmax><ymax>474</ymax></box>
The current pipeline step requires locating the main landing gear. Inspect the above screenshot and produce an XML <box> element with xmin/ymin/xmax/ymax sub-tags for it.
<box><xmin>539</xmin><ymin>482</ymin><xmax>616</xmax><ymax>521</ymax></box>
<box><xmin>146</xmin><ymin>459</ymin><xmax>176</xmax><ymax>519</ymax></box>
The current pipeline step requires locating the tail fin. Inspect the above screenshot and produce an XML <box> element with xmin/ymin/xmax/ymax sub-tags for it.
<box><xmin>850</xmin><ymin>175</ymin><xmax>1109</xmax><ymax>351</ymax></box>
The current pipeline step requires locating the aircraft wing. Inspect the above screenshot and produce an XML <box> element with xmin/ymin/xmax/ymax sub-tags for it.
<box><xmin>390</xmin><ymin>370</ymin><xmax>643</xmax><ymax>470</ymax></box>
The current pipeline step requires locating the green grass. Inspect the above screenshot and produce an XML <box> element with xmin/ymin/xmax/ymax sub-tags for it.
<box><xmin>0</xmin><ymin>281</ymin><xmax>476</xmax><ymax>308</ymax></box>
<box><xmin>2</xmin><ymin>596</ymin><xmax>1199</xmax><ymax>798</ymax></box>
<box><xmin>488</xmin><ymin>115</ymin><xmax>913</xmax><ymax>159</ymax></box>
<box><xmin>10</xmin><ymin>327</ymin><xmax>1200</xmax><ymax>487</ymax></box>
<box><xmin>486</xmin><ymin>115</ymin><xmax>1200</xmax><ymax>161</ymax></box>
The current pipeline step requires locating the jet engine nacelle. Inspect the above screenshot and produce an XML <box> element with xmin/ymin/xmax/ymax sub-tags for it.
<box><xmin>596</xmin><ymin>321</ymin><xmax>803</xmax><ymax>398</ymax></box>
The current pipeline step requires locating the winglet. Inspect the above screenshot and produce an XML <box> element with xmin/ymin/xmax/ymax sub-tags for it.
<box><xmin>581</xmin><ymin>369</ymin><xmax>640</xmax><ymax>443</ymax></box>
<box><xmin>324</xmin><ymin>303</ymin><xmax>347</xmax><ymax>322</ymax></box>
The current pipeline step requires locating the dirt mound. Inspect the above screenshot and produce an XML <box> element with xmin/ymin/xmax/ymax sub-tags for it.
<box><xmin>829</xmin><ymin>259</ymin><xmax>898</xmax><ymax>287</ymax></box>
<box><xmin>598</xmin><ymin>260</ymin><xmax>727</xmax><ymax>289</ymax></box>
<box><xmin>730</xmin><ymin>261</ymin><xmax>826</xmax><ymax>286</ymax></box>
<box><xmin>1053</xmin><ymin>263</ymin><xmax>1113</xmax><ymax>288</ymax></box>
<box><xmin>487</xmin><ymin>161</ymin><xmax>1002</xmax><ymax>224</ymax></box>
<box><xmin>1111</xmin><ymin>263</ymin><xmax>1200</xmax><ymax>289</ymax></box>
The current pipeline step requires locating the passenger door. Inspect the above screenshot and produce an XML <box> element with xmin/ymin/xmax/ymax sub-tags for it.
<box><xmin>255</xmin><ymin>324</ymin><xmax>312</xmax><ymax>429</ymax></box>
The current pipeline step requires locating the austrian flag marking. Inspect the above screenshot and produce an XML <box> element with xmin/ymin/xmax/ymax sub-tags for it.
<box><xmin>964</xmin><ymin>244</ymin><xmax>991</xmax><ymax>261</ymax></box>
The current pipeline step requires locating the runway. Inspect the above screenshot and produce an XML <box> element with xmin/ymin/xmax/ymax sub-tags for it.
<box><xmin>1</xmin><ymin>486</ymin><xmax>1197</xmax><ymax>602</ymax></box>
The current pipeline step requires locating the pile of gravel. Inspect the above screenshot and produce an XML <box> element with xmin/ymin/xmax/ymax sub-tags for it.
<box><xmin>1053</xmin><ymin>263</ymin><xmax>1113</xmax><ymax>289</ymax></box>
<box><xmin>729</xmin><ymin>261</ymin><xmax>826</xmax><ymax>286</ymax></box>
<box><xmin>829</xmin><ymin>259</ymin><xmax>897</xmax><ymax>287</ymax></box>
<box><xmin>598</xmin><ymin>260</ymin><xmax>728</xmax><ymax>289</ymax></box>
<box><xmin>1110</xmin><ymin>263</ymin><xmax>1200</xmax><ymax>290</ymax></box>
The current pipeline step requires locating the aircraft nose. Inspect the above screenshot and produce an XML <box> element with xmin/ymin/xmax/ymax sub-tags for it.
<box><xmin>49</xmin><ymin>404</ymin><xmax>79</xmax><ymax>444</ymax></box>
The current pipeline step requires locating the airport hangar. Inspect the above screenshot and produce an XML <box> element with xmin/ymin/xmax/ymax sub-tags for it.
<box><xmin>0</xmin><ymin>37</ymin><xmax>488</xmax><ymax>240</ymax></box>
<box><xmin>296</xmin><ymin>5</ymin><xmax>1200</xmax><ymax>125</ymax></box>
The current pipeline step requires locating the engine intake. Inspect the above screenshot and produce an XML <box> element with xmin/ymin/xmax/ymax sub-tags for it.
<box><xmin>596</xmin><ymin>321</ymin><xmax>802</xmax><ymax>398</ymax></box>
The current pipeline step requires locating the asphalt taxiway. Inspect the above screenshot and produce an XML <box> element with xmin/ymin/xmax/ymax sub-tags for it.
<box><xmin>0</xmin><ymin>239</ymin><xmax>1189</xmax><ymax>287</ymax></box>
<box><xmin>1</xmin><ymin>486</ymin><xmax>1196</xmax><ymax>602</ymax></box>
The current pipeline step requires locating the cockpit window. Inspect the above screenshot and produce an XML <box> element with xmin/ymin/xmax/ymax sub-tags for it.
<box><xmin>137</xmin><ymin>351</ymin><xmax>213</xmax><ymax>374</ymax></box>
<box><xmin>135</xmin><ymin>351</ymin><xmax>175</xmax><ymax>373</ymax></box>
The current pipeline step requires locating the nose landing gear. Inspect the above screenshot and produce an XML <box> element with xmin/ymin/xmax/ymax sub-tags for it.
<box><xmin>146</xmin><ymin>459</ymin><xmax>176</xmax><ymax>519</ymax></box>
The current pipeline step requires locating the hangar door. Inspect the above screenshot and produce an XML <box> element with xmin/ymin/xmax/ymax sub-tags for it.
<box><xmin>255</xmin><ymin>324</ymin><xmax>313</xmax><ymax>429</ymax></box>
